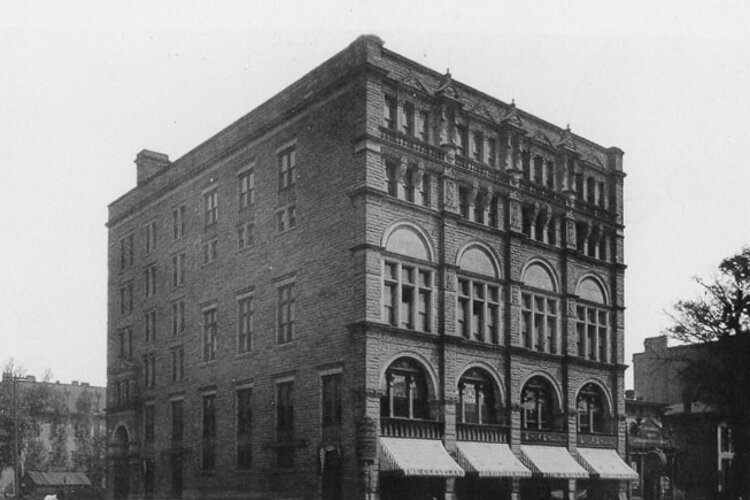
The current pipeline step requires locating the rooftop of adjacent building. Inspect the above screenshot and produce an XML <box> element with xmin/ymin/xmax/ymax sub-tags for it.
<box><xmin>2</xmin><ymin>372</ymin><xmax>106</xmax><ymax>414</ymax></box>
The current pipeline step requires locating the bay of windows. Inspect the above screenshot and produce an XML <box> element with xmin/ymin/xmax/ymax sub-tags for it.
<box><xmin>521</xmin><ymin>378</ymin><xmax>555</xmax><ymax>430</ymax></box>
<box><xmin>577</xmin><ymin>384</ymin><xmax>606</xmax><ymax>434</ymax></box>
<box><xmin>521</xmin><ymin>292</ymin><xmax>558</xmax><ymax>353</ymax></box>
<box><xmin>458</xmin><ymin>369</ymin><xmax>497</xmax><ymax>425</ymax></box>
<box><xmin>383</xmin><ymin>261</ymin><xmax>432</xmax><ymax>332</ymax></box>
<box><xmin>576</xmin><ymin>305</ymin><xmax>609</xmax><ymax>362</ymax></box>
<box><xmin>457</xmin><ymin>278</ymin><xmax>500</xmax><ymax>343</ymax></box>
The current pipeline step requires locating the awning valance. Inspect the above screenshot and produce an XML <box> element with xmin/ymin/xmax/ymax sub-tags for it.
<box><xmin>379</xmin><ymin>438</ymin><xmax>464</xmax><ymax>477</ymax></box>
<box><xmin>520</xmin><ymin>445</ymin><xmax>589</xmax><ymax>479</ymax></box>
<box><xmin>576</xmin><ymin>448</ymin><xmax>639</xmax><ymax>481</ymax></box>
<box><xmin>456</xmin><ymin>442</ymin><xmax>531</xmax><ymax>478</ymax></box>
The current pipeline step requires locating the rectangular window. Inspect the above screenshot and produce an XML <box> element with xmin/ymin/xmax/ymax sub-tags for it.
<box><xmin>576</xmin><ymin>305</ymin><xmax>609</xmax><ymax>362</ymax></box>
<box><xmin>458</xmin><ymin>278</ymin><xmax>500</xmax><ymax>343</ymax></box>
<box><xmin>521</xmin><ymin>293</ymin><xmax>558</xmax><ymax>353</ymax></box>
<box><xmin>172</xmin><ymin>252</ymin><xmax>186</xmax><ymax>288</ymax></box>
<box><xmin>171</xmin><ymin>300</ymin><xmax>185</xmax><ymax>336</ymax></box>
<box><xmin>145</xmin><ymin>309</ymin><xmax>157</xmax><ymax>342</ymax></box>
<box><xmin>172</xmin><ymin>205</ymin><xmax>186</xmax><ymax>240</ymax></box>
<box><xmin>472</xmin><ymin>131</ymin><xmax>484</xmax><ymax>161</ymax></box>
<box><xmin>236</xmin><ymin>388</ymin><xmax>252</xmax><ymax>469</ymax></box>
<box><xmin>170</xmin><ymin>347</ymin><xmax>185</xmax><ymax>381</ymax></box>
<box><xmin>204</xmin><ymin>189</ymin><xmax>218</xmax><ymax>227</ymax></box>
<box><xmin>144</xmin><ymin>220</ymin><xmax>157</xmax><ymax>254</ymax></box>
<box><xmin>145</xmin><ymin>265</ymin><xmax>157</xmax><ymax>298</ymax></box>
<box><xmin>202</xmin><ymin>239</ymin><xmax>218</xmax><ymax>265</ymax></box>
<box><xmin>238</xmin><ymin>167</ymin><xmax>255</xmax><ymax>209</ymax></box>
<box><xmin>118</xmin><ymin>327</ymin><xmax>133</xmax><ymax>359</ymax></box>
<box><xmin>143</xmin><ymin>353</ymin><xmax>156</xmax><ymax>388</ymax></box>
<box><xmin>119</xmin><ymin>282</ymin><xmax>133</xmax><ymax>314</ymax></box>
<box><xmin>144</xmin><ymin>404</ymin><xmax>155</xmax><ymax>444</ymax></box>
<box><xmin>383</xmin><ymin>96</ymin><xmax>397</xmax><ymax>129</ymax></box>
<box><xmin>278</xmin><ymin>146</ymin><xmax>296</xmax><ymax>190</ymax></box>
<box><xmin>276</xmin><ymin>381</ymin><xmax>294</xmax><ymax>468</ymax></box>
<box><xmin>202</xmin><ymin>308</ymin><xmax>217</xmax><ymax>362</ymax></box>
<box><xmin>456</xmin><ymin>125</ymin><xmax>467</xmax><ymax>156</ymax></box>
<box><xmin>383</xmin><ymin>261</ymin><xmax>432</xmax><ymax>333</ymax></box>
<box><xmin>487</xmin><ymin>138</ymin><xmax>497</xmax><ymax>167</ymax></box>
<box><xmin>321</xmin><ymin>373</ymin><xmax>342</xmax><ymax>428</ymax></box>
<box><xmin>171</xmin><ymin>399</ymin><xmax>184</xmax><ymax>444</ymax></box>
<box><xmin>144</xmin><ymin>460</ymin><xmax>155</xmax><ymax>497</ymax></box>
<box><xmin>418</xmin><ymin>110</ymin><xmax>429</xmax><ymax>142</ymax></box>
<box><xmin>401</xmin><ymin>102</ymin><xmax>414</xmax><ymax>136</ymax></box>
<box><xmin>276</xmin><ymin>206</ymin><xmax>296</xmax><ymax>232</ymax></box>
<box><xmin>238</xmin><ymin>223</ymin><xmax>255</xmax><ymax>250</ymax></box>
<box><xmin>120</xmin><ymin>233</ymin><xmax>134</xmax><ymax>270</ymax></box>
<box><xmin>419</xmin><ymin>174</ymin><xmax>431</xmax><ymax>207</ymax></box>
<box><xmin>277</xmin><ymin>283</ymin><xmax>295</xmax><ymax>344</ymax></box>
<box><xmin>238</xmin><ymin>295</ymin><xmax>254</xmax><ymax>353</ymax></box>
<box><xmin>458</xmin><ymin>186</ymin><xmax>470</xmax><ymax>219</ymax></box>
<box><xmin>201</xmin><ymin>394</ymin><xmax>216</xmax><ymax>471</ymax></box>
<box><xmin>546</xmin><ymin>160</ymin><xmax>555</xmax><ymax>190</ymax></box>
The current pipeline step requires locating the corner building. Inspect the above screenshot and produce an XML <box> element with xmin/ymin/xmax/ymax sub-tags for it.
<box><xmin>106</xmin><ymin>35</ymin><xmax>634</xmax><ymax>500</ymax></box>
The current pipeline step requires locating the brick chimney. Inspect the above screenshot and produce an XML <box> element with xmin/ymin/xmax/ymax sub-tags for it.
<box><xmin>135</xmin><ymin>149</ymin><xmax>170</xmax><ymax>185</ymax></box>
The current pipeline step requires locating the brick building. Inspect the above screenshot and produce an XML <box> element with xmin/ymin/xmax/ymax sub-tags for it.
<box><xmin>106</xmin><ymin>35</ymin><xmax>633</xmax><ymax>500</ymax></box>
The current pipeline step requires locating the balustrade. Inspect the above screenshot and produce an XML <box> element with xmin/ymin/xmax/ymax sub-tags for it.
<box><xmin>457</xmin><ymin>423</ymin><xmax>509</xmax><ymax>443</ymax></box>
<box><xmin>380</xmin><ymin>418</ymin><xmax>443</xmax><ymax>439</ymax></box>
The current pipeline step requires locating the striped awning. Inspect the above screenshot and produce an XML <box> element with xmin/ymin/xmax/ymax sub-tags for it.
<box><xmin>576</xmin><ymin>448</ymin><xmax>639</xmax><ymax>481</ymax></box>
<box><xmin>520</xmin><ymin>445</ymin><xmax>589</xmax><ymax>479</ymax></box>
<box><xmin>456</xmin><ymin>442</ymin><xmax>531</xmax><ymax>478</ymax></box>
<box><xmin>379</xmin><ymin>438</ymin><xmax>464</xmax><ymax>477</ymax></box>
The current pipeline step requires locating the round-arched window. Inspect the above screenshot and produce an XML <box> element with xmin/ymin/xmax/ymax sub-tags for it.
<box><xmin>458</xmin><ymin>368</ymin><xmax>498</xmax><ymax>425</ymax></box>
<box><xmin>577</xmin><ymin>383</ymin><xmax>608</xmax><ymax>434</ymax></box>
<box><xmin>521</xmin><ymin>376</ymin><xmax>557</xmax><ymax>430</ymax></box>
<box><xmin>381</xmin><ymin>358</ymin><xmax>431</xmax><ymax>420</ymax></box>
<box><xmin>521</xmin><ymin>262</ymin><xmax>559</xmax><ymax>354</ymax></box>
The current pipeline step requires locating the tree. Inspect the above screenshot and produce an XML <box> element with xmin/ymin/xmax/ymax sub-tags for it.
<box><xmin>668</xmin><ymin>248</ymin><xmax>750</xmax><ymax>499</ymax></box>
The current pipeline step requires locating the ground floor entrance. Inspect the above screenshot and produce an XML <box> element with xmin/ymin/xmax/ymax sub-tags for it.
<box><xmin>455</xmin><ymin>477</ymin><xmax>512</xmax><ymax>500</ymax></box>
<box><xmin>379</xmin><ymin>476</ymin><xmax>445</xmax><ymax>500</ymax></box>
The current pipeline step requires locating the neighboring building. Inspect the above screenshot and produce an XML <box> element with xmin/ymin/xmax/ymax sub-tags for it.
<box><xmin>632</xmin><ymin>336</ymin><xmax>734</xmax><ymax>500</ymax></box>
<box><xmin>0</xmin><ymin>375</ymin><xmax>107</xmax><ymax>496</ymax></box>
<box><xmin>624</xmin><ymin>391</ymin><xmax>676</xmax><ymax>500</ymax></box>
<box><xmin>106</xmin><ymin>35</ymin><xmax>632</xmax><ymax>500</ymax></box>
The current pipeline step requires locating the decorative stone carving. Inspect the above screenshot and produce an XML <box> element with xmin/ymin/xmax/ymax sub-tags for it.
<box><xmin>510</xmin><ymin>200</ymin><xmax>522</xmax><ymax>232</ymax></box>
<box><xmin>511</xmin><ymin>285</ymin><xmax>521</xmax><ymax>305</ymax></box>
<box><xmin>445</xmin><ymin>179</ymin><xmax>457</xmax><ymax>210</ymax></box>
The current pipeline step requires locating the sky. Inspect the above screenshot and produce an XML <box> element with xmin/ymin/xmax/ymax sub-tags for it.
<box><xmin>1</xmin><ymin>0</ymin><xmax>749</xmax><ymax>388</ymax></box>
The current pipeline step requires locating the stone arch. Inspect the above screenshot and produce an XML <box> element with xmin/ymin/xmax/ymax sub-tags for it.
<box><xmin>456</xmin><ymin>242</ymin><xmax>501</xmax><ymax>279</ymax></box>
<box><xmin>456</xmin><ymin>361</ymin><xmax>506</xmax><ymax>406</ymax></box>
<box><xmin>575</xmin><ymin>378</ymin><xmax>614</xmax><ymax>415</ymax></box>
<box><xmin>521</xmin><ymin>259</ymin><xmax>558</xmax><ymax>292</ymax></box>
<box><xmin>519</xmin><ymin>370</ymin><xmax>564</xmax><ymax>412</ymax></box>
<box><xmin>576</xmin><ymin>274</ymin><xmax>609</xmax><ymax>305</ymax></box>
<box><xmin>381</xmin><ymin>221</ymin><xmax>434</xmax><ymax>262</ymax></box>
<box><xmin>379</xmin><ymin>351</ymin><xmax>439</xmax><ymax>404</ymax></box>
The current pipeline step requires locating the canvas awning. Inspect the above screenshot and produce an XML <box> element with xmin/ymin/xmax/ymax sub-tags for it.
<box><xmin>519</xmin><ymin>445</ymin><xmax>589</xmax><ymax>479</ymax></box>
<box><xmin>455</xmin><ymin>442</ymin><xmax>531</xmax><ymax>478</ymax></box>
<box><xmin>576</xmin><ymin>448</ymin><xmax>639</xmax><ymax>481</ymax></box>
<box><xmin>24</xmin><ymin>471</ymin><xmax>92</xmax><ymax>487</ymax></box>
<box><xmin>379</xmin><ymin>438</ymin><xmax>464</xmax><ymax>477</ymax></box>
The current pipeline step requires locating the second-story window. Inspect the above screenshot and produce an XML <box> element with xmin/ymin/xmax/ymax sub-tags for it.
<box><xmin>457</xmin><ymin>279</ymin><xmax>500</xmax><ymax>344</ymax></box>
<box><xmin>238</xmin><ymin>166</ymin><xmax>255</xmax><ymax>209</ymax></box>
<box><xmin>202</xmin><ymin>307</ymin><xmax>217</xmax><ymax>362</ymax></box>
<box><xmin>277</xmin><ymin>283</ymin><xmax>295</xmax><ymax>344</ymax></box>
<box><xmin>321</xmin><ymin>373</ymin><xmax>342</xmax><ymax>429</ymax></box>
<box><xmin>577</xmin><ymin>383</ymin><xmax>607</xmax><ymax>434</ymax></box>
<box><xmin>458</xmin><ymin>368</ymin><xmax>497</xmax><ymax>425</ymax></box>
<box><xmin>383</xmin><ymin>261</ymin><xmax>432</xmax><ymax>332</ymax></box>
<box><xmin>278</xmin><ymin>146</ymin><xmax>296</xmax><ymax>190</ymax></box>
<box><xmin>276</xmin><ymin>381</ymin><xmax>295</xmax><ymax>468</ymax></box>
<box><xmin>380</xmin><ymin>358</ymin><xmax>429</xmax><ymax>420</ymax></box>
<box><xmin>204</xmin><ymin>189</ymin><xmax>218</xmax><ymax>227</ymax></box>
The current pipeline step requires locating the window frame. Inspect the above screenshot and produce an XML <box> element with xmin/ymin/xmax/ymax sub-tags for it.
<box><xmin>457</xmin><ymin>276</ymin><xmax>501</xmax><ymax>344</ymax></box>
<box><xmin>202</xmin><ymin>307</ymin><xmax>218</xmax><ymax>362</ymax></box>
<box><xmin>203</xmin><ymin>189</ymin><xmax>219</xmax><ymax>227</ymax></box>
<box><xmin>278</xmin><ymin>146</ymin><xmax>296</xmax><ymax>191</ymax></box>
<box><xmin>382</xmin><ymin>259</ymin><xmax>433</xmax><ymax>333</ymax></box>
<box><xmin>201</xmin><ymin>393</ymin><xmax>217</xmax><ymax>471</ymax></box>
<box><xmin>237</xmin><ymin>294</ymin><xmax>254</xmax><ymax>353</ymax></box>
<box><xmin>277</xmin><ymin>283</ymin><xmax>296</xmax><ymax>344</ymax></box>
<box><xmin>520</xmin><ymin>290</ymin><xmax>559</xmax><ymax>354</ymax></box>
<box><xmin>236</xmin><ymin>386</ymin><xmax>253</xmax><ymax>469</ymax></box>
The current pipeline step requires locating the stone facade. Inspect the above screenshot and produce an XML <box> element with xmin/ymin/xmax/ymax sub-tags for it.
<box><xmin>106</xmin><ymin>35</ymin><xmax>627</xmax><ymax>500</ymax></box>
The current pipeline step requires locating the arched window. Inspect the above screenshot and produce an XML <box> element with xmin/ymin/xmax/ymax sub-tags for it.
<box><xmin>381</xmin><ymin>358</ymin><xmax>430</xmax><ymax>420</ymax></box>
<box><xmin>457</xmin><ymin>246</ymin><xmax>502</xmax><ymax>344</ymax></box>
<box><xmin>383</xmin><ymin>225</ymin><xmax>435</xmax><ymax>332</ymax></box>
<box><xmin>458</xmin><ymin>368</ymin><xmax>498</xmax><ymax>425</ymax></box>
<box><xmin>575</xmin><ymin>277</ymin><xmax>610</xmax><ymax>362</ymax></box>
<box><xmin>577</xmin><ymin>383</ymin><xmax>608</xmax><ymax>434</ymax></box>
<box><xmin>521</xmin><ymin>263</ymin><xmax>559</xmax><ymax>354</ymax></box>
<box><xmin>521</xmin><ymin>377</ymin><xmax>557</xmax><ymax>430</ymax></box>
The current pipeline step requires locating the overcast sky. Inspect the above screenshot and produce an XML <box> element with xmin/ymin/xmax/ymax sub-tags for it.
<box><xmin>2</xmin><ymin>0</ymin><xmax>749</xmax><ymax>388</ymax></box>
